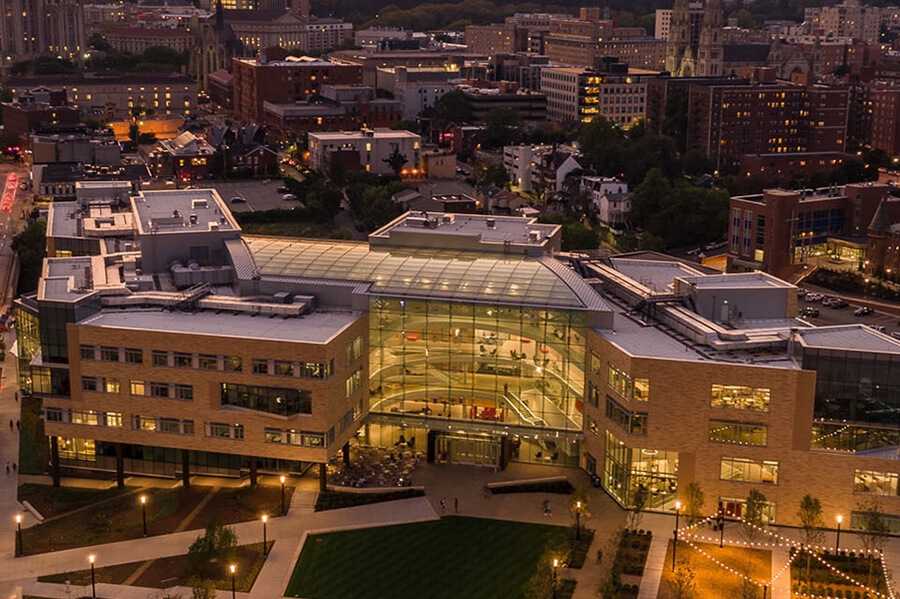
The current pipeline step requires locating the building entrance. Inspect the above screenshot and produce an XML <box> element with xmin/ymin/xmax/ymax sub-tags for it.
<box><xmin>436</xmin><ymin>435</ymin><xmax>499</xmax><ymax>467</ymax></box>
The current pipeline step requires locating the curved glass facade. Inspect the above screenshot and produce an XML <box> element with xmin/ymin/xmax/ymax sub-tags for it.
<box><xmin>368</xmin><ymin>296</ymin><xmax>586</xmax><ymax>437</ymax></box>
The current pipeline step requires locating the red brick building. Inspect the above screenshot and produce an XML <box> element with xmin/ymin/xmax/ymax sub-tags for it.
<box><xmin>728</xmin><ymin>183</ymin><xmax>889</xmax><ymax>278</ymax></box>
<box><xmin>738</xmin><ymin>152</ymin><xmax>854</xmax><ymax>185</ymax></box>
<box><xmin>870</xmin><ymin>86</ymin><xmax>900</xmax><ymax>156</ymax></box>
<box><xmin>232</xmin><ymin>56</ymin><xmax>362</xmax><ymax>124</ymax></box>
<box><xmin>866</xmin><ymin>197</ymin><xmax>900</xmax><ymax>275</ymax></box>
<box><xmin>1</xmin><ymin>103</ymin><xmax>80</xmax><ymax>142</ymax></box>
<box><xmin>687</xmin><ymin>80</ymin><xmax>849</xmax><ymax>174</ymax></box>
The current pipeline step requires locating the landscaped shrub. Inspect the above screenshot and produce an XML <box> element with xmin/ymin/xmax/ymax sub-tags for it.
<box><xmin>315</xmin><ymin>489</ymin><xmax>425</xmax><ymax>511</ymax></box>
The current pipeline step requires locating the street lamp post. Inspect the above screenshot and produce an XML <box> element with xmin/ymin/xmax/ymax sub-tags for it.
<box><xmin>89</xmin><ymin>554</ymin><xmax>96</xmax><ymax>599</ymax></box>
<box><xmin>280</xmin><ymin>475</ymin><xmax>286</xmax><ymax>516</ymax></box>
<box><xmin>15</xmin><ymin>514</ymin><xmax>22</xmax><ymax>556</ymax></box>
<box><xmin>262</xmin><ymin>515</ymin><xmax>268</xmax><ymax>556</ymax></box>
<box><xmin>140</xmin><ymin>495</ymin><xmax>148</xmax><ymax>537</ymax></box>
<box><xmin>551</xmin><ymin>558</ymin><xmax>558</xmax><ymax>599</ymax></box>
<box><xmin>575</xmin><ymin>500</ymin><xmax>582</xmax><ymax>541</ymax></box>
<box><xmin>672</xmin><ymin>501</ymin><xmax>681</xmax><ymax>572</ymax></box>
<box><xmin>230</xmin><ymin>564</ymin><xmax>236</xmax><ymax>599</ymax></box>
<box><xmin>836</xmin><ymin>514</ymin><xmax>843</xmax><ymax>554</ymax></box>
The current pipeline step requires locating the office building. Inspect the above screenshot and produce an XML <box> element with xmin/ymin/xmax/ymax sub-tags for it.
<box><xmin>727</xmin><ymin>183</ymin><xmax>889</xmax><ymax>277</ymax></box>
<box><xmin>20</xmin><ymin>204</ymin><xmax>900</xmax><ymax>527</ymax></box>
<box><xmin>375</xmin><ymin>66</ymin><xmax>460</xmax><ymax>120</ymax></box>
<box><xmin>655</xmin><ymin>3</ymin><xmax>704</xmax><ymax>42</ymax></box>
<box><xmin>461</xmin><ymin>86</ymin><xmax>547</xmax><ymax>125</ymax></box>
<box><xmin>805</xmin><ymin>0</ymin><xmax>882</xmax><ymax>44</ymax></box>
<box><xmin>106</xmin><ymin>27</ymin><xmax>197</xmax><ymax>54</ymax></box>
<box><xmin>232</xmin><ymin>56</ymin><xmax>363</xmax><ymax>123</ymax></box>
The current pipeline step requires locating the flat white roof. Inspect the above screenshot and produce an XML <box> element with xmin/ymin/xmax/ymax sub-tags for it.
<box><xmin>680</xmin><ymin>272</ymin><xmax>795</xmax><ymax>289</ymax></box>
<box><xmin>79</xmin><ymin>308</ymin><xmax>362</xmax><ymax>344</ymax></box>
<box><xmin>132</xmin><ymin>189</ymin><xmax>239</xmax><ymax>234</ymax></box>
<box><xmin>609</xmin><ymin>258</ymin><xmax>704</xmax><ymax>293</ymax></box>
<box><xmin>797</xmin><ymin>325</ymin><xmax>900</xmax><ymax>353</ymax></box>
<box><xmin>309</xmin><ymin>129</ymin><xmax>420</xmax><ymax>142</ymax></box>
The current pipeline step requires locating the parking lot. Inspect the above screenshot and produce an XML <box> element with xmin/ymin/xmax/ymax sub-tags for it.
<box><xmin>797</xmin><ymin>290</ymin><xmax>900</xmax><ymax>336</ymax></box>
<box><xmin>205</xmin><ymin>179</ymin><xmax>297</xmax><ymax>213</ymax></box>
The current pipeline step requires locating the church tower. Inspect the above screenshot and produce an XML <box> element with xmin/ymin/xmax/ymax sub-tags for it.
<box><xmin>665</xmin><ymin>0</ymin><xmax>691</xmax><ymax>74</ymax></box>
<box><xmin>696</xmin><ymin>0</ymin><xmax>724</xmax><ymax>76</ymax></box>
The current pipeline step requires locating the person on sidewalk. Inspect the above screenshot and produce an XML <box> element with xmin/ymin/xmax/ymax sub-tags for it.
<box><xmin>440</xmin><ymin>498</ymin><xmax>446</xmax><ymax>512</ymax></box>
<box><xmin>454</xmin><ymin>497</ymin><xmax>458</xmax><ymax>513</ymax></box>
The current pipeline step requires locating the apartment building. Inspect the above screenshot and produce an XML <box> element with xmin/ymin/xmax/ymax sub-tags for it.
<box><xmin>687</xmin><ymin>80</ymin><xmax>850</xmax><ymax>174</ymax></box>
<box><xmin>804</xmin><ymin>0</ymin><xmax>882</xmax><ymax>43</ymax></box>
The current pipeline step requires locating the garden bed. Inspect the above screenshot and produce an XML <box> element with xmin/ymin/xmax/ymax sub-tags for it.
<box><xmin>658</xmin><ymin>541</ymin><xmax>770</xmax><ymax>599</ymax></box>
<box><xmin>38</xmin><ymin>541</ymin><xmax>272</xmax><ymax>592</ymax></box>
<box><xmin>314</xmin><ymin>489</ymin><xmax>425</xmax><ymax>511</ymax></box>
<box><xmin>17</xmin><ymin>484</ymin><xmax>134</xmax><ymax>519</ymax></box>
<box><xmin>791</xmin><ymin>549</ymin><xmax>891</xmax><ymax>598</ymax></box>
<box><xmin>21</xmin><ymin>484</ymin><xmax>294</xmax><ymax>555</ymax></box>
<box><xmin>613</xmin><ymin>529</ymin><xmax>652</xmax><ymax>577</ymax></box>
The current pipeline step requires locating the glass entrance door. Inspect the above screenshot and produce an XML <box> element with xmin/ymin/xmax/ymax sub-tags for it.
<box><xmin>436</xmin><ymin>435</ymin><xmax>499</xmax><ymax>467</ymax></box>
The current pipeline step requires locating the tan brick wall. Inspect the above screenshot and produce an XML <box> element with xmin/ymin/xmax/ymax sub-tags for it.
<box><xmin>586</xmin><ymin>328</ymin><xmax>900</xmax><ymax>527</ymax></box>
<box><xmin>43</xmin><ymin>313</ymin><xmax>369</xmax><ymax>464</ymax></box>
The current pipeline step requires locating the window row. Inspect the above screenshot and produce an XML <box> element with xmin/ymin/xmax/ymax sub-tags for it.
<box><xmin>854</xmin><ymin>469</ymin><xmax>900</xmax><ymax>496</ymax></box>
<box><xmin>711</xmin><ymin>384</ymin><xmax>770</xmax><ymax>412</ymax></box>
<box><xmin>220</xmin><ymin>383</ymin><xmax>312</xmax><ymax>416</ymax></box>
<box><xmin>152</xmin><ymin>350</ymin><xmax>242</xmax><ymax>372</ymax></box>
<box><xmin>346</xmin><ymin>336</ymin><xmax>362</xmax><ymax>365</ymax></box>
<box><xmin>251</xmin><ymin>358</ymin><xmax>333</xmax><ymax>379</ymax></box>
<box><xmin>130</xmin><ymin>380</ymin><xmax>193</xmax><ymax>401</ymax></box>
<box><xmin>132</xmin><ymin>415</ymin><xmax>195</xmax><ymax>435</ymax></box>
<box><xmin>708</xmin><ymin>420</ymin><xmax>768</xmax><ymax>447</ymax></box>
<box><xmin>720</xmin><ymin>457</ymin><xmax>779</xmax><ymax>485</ymax></box>
<box><xmin>82</xmin><ymin>377</ymin><xmax>120</xmax><ymax>394</ymax></box>
<box><xmin>607</xmin><ymin>364</ymin><xmax>649</xmax><ymax>402</ymax></box>
<box><xmin>205</xmin><ymin>422</ymin><xmax>245</xmax><ymax>441</ymax></box>
<box><xmin>45</xmin><ymin>407</ymin><xmax>123</xmax><ymax>428</ymax></box>
<box><xmin>346</xmin><ymin>369</ymin><xmax>362</xmax><ymax>397</ymax></box>
<box><xmin>265</xmin><ymin>427</ymin><xmax>325</xmax><ymax>447</ymax></box>
<box><xmin>605</xmin><ymin>396</ymin><xmax>647</xmax><ymax>435</ymax></box>
<box><xmin>80</xmin><ymin>345</ymin><xmax>142</xmax><ymax>365</ymax></box>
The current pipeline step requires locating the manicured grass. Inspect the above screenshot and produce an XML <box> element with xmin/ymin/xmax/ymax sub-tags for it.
<box><xmin>38</xmin><ymin>542</ymin><xmax>272</xmax><ymax>592</ymax></box>
<box><xmin>18</xmin><ymin>397</ymin><xmax>48</xmax><ymax>475</ymax></box>
<box><xmin>21</xmin><ymin>484</ymin><xmax>294</xmax><ymax>555</ymax></box>
<box><xmin>18</xmin><ymin>484</ymin><xmax>134</xmax><ymax>519</ymax></box>
<box><xmin>314</xmin><ymin>489</ymin><xmax>425</xmax><ymax>512</ymax></box>
<box><xmin>658</xmin><ymin>541</ymin><xmax>771</xmax><ymax>599</ymax></box>
<box><xmin>285</xmin><ymin>516</ymin><xmax>569</xmax><ymax>599</ymax></box>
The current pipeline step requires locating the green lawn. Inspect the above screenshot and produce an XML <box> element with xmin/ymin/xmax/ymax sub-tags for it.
<box><xmin>285</xmin><ymin>516</ymin><xmax>568</xmax><ymax>599</ymax></box>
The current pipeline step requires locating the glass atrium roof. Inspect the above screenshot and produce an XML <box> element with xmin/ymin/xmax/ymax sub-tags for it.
<box><xmin>245</xmin><ymin>238</ymin><xmax>595</xmax><ymax>309</ymax></box>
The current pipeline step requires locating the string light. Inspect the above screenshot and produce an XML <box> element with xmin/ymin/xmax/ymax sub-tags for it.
<box><xmin>673</xmin><ymin>509</ymin><xmax>893</xmax><ymax>599</ymax></box>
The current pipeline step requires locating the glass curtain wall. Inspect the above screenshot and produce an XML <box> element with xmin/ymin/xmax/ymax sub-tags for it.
<box><xmin>604</xmin><ymin>431</ymin><xmax>679</xmax><ymax>511</ymax></box>
<box><xmin>368</xmin><ymin>296</ymin><xmax>586</xmax><ymax>433</ymax></box>
<box><xmin>368</xmin><ymin>296</ymin><xmax>585</xmax><ymax>466</ymax></box>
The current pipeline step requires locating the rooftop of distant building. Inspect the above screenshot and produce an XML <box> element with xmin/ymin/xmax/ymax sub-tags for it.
<box><xmin>132</xmin><ymin>189</ymin><xmax>239</xmax><ymax>235</ymax></box>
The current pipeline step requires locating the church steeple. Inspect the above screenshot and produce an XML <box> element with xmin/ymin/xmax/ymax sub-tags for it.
<box><xmin>697</xmin><ymin>0</ymin><xmax>724</xmax><ymax>76</ymax></box>
<box><xmin>666</xmin><ymin>0</ymin><xmax>692</xmax><ymax>74</ymax></box>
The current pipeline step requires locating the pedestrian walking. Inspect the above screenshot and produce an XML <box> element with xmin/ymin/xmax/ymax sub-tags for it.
<box><xmin>454</xmin><ymin>497</ymin><xmax>458</xmax><ymax>513</ymax></box>
<box><xmin>15</xmin><ymin>420</ymin><xmax>19</xmax><ymax>430</ymax></box>
<box><xmin>440</xmin><ymin>498</ymin><xmax>446</xmax><ymax>512</ymax></box>
<box><xmin>14</xmin><ymin>391</ymin><xmax>17</xmax><ymax>402</ymax></box>
<box><xmin>596</xmin><ymin>549</ymin><xmax>603</xmax><ymax>565</ymax></box>
<box><xmin>4</xmin><ymin>462</ymin><xmax>8</xmax><ymax>474</ymax></box>
<box><xmin>12</xmin><ymin>462</ymin><xmax>16</xmax><ymax>472</ymax></box>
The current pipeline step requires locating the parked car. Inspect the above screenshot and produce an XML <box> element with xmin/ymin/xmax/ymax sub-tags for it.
<box><xmin>891</xmin><ymin>331</ymin><xmax>900</xmax><ymax>340</ymax></box>
<box><xmin>805</xmin><ymin>293</ymin><xmax>823</xmax><ymax>302</ymax></box>
<box><xmin>800</xmin><ymin>306</ymin><xmax>820</xmax><ymax>318</ymax></box>
<box><xmin>282</xmin><ymin>193</ymin><xmax>298</xmax><ymax>201</ymax></box>
<box><xmin>855</xmin><ymin>306</ymin><xmax>874</xmax><ymax>316</ymax></box>
<box><xmin>869</xmin><ymin>324</ymin><xmax>887</xmax><ymax>333</ymax></box>
<box><xmin>796</xmin><ymin>288</ymin><xmax>807</xmax><ymax>298</ymax></box>
<box><xmin>230</xmin><ymin>197</ymin><xmax>246</xmax><ymax>204</ymax></box>
<box><xmin>276</xmin><ymin>186</ymin><xmax>290</xmax><ymax>194</ymax></box>
<box><xmin>829</xmin><ymin>298</ymin><xmax>848</xmax><ymax>309</ymax></box>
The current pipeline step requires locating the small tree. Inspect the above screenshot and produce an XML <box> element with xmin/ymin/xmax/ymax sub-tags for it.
<box><xmin>570</xmin><ymin>486</ymin><xmax>591</xmax><ymax>537</ymax></box>
<box><xmin>856</xmin><ymin>497</ymin><xmax>891</xmax><ymax>586</ymax></box>
<box><xmin>742</xmin><ymin>490</ymin><xmax>768</xmax><ymax>544</ymax></box>
<box><xmin>797</xmin><ymin>495</ymin><xmax>825</xmax><ymax>586</ymax></box>
<box><xmin>384</xmin><ymin>148</ymin><xmax>407</xmax><ymax>177</ymax></box>
<box><xmin>627</xmin><ymin>485</ymin><xmax>649</xmax><ymax>531</ymax></box>
<box><xmin>188</xmin><ymin>521</ymin><xmax>238</xmax><ymax>580</ymax></box>
<box><xmin>188</xmin><ymin>577</ymin><xmax>216</xmax><ymax>599</ymax></box>
<box><xmin>595</xmin><ymin>570</ymin><xmax>624</xmax><ymax>599</ymax></box>
<box><xmin>738</xmin><ymin>574</ymin><xmax>760</xmax><ymax>599</ymax></box>
<box><xmin>669</xmin><ymin>559</ymin><xmax>697</xmax><ymax>599</ymax></box>
<box><xmin>684</xmin><ymin>482</ymin><xmax>705</xmax><ymax>526</ymax></box>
